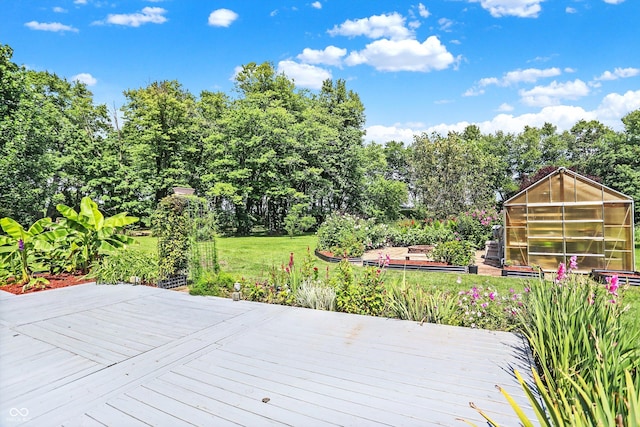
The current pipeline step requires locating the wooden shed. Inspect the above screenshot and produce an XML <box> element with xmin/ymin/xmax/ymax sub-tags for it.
<box><xmin>503</xmin><ymin>167</ymin><xmax>635</xmax><ymax>273</ymax></box>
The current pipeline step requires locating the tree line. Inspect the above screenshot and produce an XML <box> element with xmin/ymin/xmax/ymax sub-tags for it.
<box><xmin>1</xmin><ymin>43</ymin><xmax>639</xmax><ymax>232</ymax></box>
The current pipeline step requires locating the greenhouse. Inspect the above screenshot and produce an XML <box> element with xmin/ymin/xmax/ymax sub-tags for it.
<box><xmin>503</xmin><ymin>167</ymin><xmax>635</xmax><ymax>273</ymax></box>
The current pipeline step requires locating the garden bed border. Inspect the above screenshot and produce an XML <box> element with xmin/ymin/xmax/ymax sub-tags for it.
<box><xmin>314</xmin><ymin>249</ymin><xmax>362</xmax><ymax>264</ymax></box>
<box><xmin>362</xmin><ymin>259</ymin><xmax>469</xmax><ymax>274</ymax></box>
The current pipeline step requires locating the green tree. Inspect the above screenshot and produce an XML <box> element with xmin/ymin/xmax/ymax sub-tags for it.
<box><xmin>121</xmin><ymin>80</ymin><xmax>198</xmax><ymax>217</ymax></box>
<box><xmin>411</xmin><ymin>131</ymin><xmax>497</xmax><ymax>218</ymax></box>
<box><xmin>588</xmin><ymin>110</ymin><xmax>640</xmax><ymax>222</ymax></box>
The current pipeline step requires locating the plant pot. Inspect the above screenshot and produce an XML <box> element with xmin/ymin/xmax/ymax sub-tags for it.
<box><xmin>468</xmin><ymin>265</ymin><xmax>478</xmax><ymax>274</ymax></box>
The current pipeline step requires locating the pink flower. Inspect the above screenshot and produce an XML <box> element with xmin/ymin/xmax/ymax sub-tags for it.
<box><xmin>605</xmin><ymin>275</ymin><xmax>619</xmax><ymax>296</ymax></box>
<box><xmin>569</xmin><ymin>255</ymin><xmax>578</xmax><ymax>271</ymax></box>
<box><xmin>555</xmin><ymin>263</ymin><xmax>567</xmax><ymax>283</ymax></box>
<box><xmin>588</xmin><ymin>293</ymin><xmax>595</xmax><ymax>305</ymax></box>
<box><xmin>489</xmin><ymin>291</ymin><xmax>496</xmax><ymax>301</ymax></box>
<box><xmin>289</xmin><ymin>252</ymin><xmax>294</xmax><ymax>269</ymax></box>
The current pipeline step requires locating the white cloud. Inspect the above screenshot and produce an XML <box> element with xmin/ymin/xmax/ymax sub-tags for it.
<box><xmin>53</xmin><ymin>7</ymin><xmax>67</xmax><ymax>13</ymax></box>
<box><xmin>277</xmin><ymin>60</ymin><xmax>331</xmax><ymax>90</ymax></box>
<box><xmin>365</xmin><ymin>125</ymin><xmax>422</xmax><ymax>144</ymax></box>
<box><xmin>208</xmin><ymin>9</ymin><xmax>238</xmax><ymax>27</ymax></box>
<box><xmin>497</xmin><ymin>103</ymin><xmax>514</xmax><ymax>112</ymax></box>
<box><xmin>463</xmin><ymin>88</ymin><xmax>485</xmax><ymax>97</ymax></box>
<box><xmin>71</xmin><ymin>73</ymin><xmax>97</xmax><ymax>86</ymax></box>
<box><xmin>481</xmin><ymin>67</ymin><xmax>561</xmax><ymax>87</ymax></box>
<box><xmin>418</xmin><ymin>3</ymin><xmax>431</xmax><ymax>18</ymax></box>
<box><xmin>328</xmin><ymin>13</ymin><xmax>412</xmax><ymax>40</ymax></box>
<box><xmin>595</xmin><ymin>67</ymin><xmax>640</xmax><ymax>81</ymax></box>
<box><xmin>297</xmin><ymin>46</ymin><xmax>347</xmax><ymax>66</ymax></box>
<box><xmin>566</xmin><ymin>7</ymin><xmax>577</xmax><ymax>13</ymax></box>
<box><xmin>519</xmin><ymin>79</ymin><xmax>590</xmax><ymax>107</ymax></box>
<box><xmin>345</xmin><ymin>36</ymin><xmax>455</xmax><ymax>72</ymax></box>
<box><xmin>603</xmin><ymin>0</ymin><xmax>624</xmax><ymax>4</ymax></box>
<box><xmin>366</xmin><ymin>90</ymin><xmax>640</xmax><ymax>144</ymax></box>
<box><xmin>102</xmin><ymin>7</ymin><xmax>167</xmax><ymax>27</ymax></box>
<box><xmin>438</xmin><ymin>18</ymin><xmax>454</xmax><ymax>32</ymax></box>
<box><xmin>595</xmin><ymin>90</ymin><xmax>640</xmax><ymax>124</ymax></box>
<box><xmin>24</xmin><ymin>21</ymin><xmax>78</xmax><ymax>32</ymax></box>
<box><xmin>470</xmin><ymin>0</ymin><xmax>544</xmax><ymax>18</ymax></box>
<box><xmin>311</xmin><ymin>1</ymin><xmax>322</xmax><ymax>9</ymax></box>
<box><xmin>74</xmin><ymin>0</ymin><xmax>87</xmax><ymax>4</ymax></box>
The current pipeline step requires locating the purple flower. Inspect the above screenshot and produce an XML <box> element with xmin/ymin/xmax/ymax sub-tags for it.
<box><xmin>569</xmin><ymin>255</ymin><xmax>578</xmax><ymax>271</ymax></box>
<box><xmin>489</xmin><ymin>291</ymin><xmax>496</xmax><ymax>301</ymax></box>
<box><xmin>288</xmin><ymin>252</ymin><xmax>294</xmax><ymax>269</ymax></box>
<box><xmin>18</xmin><ymin>239</ymin><xmax>24</xmax><ymax>251</ymax></box>
<box><xmin>555</xmin><ymin>263</ymin><xmax>567</xmax><ymax>283</ymax></box>
<box><xmin>605</xmin><ymin>275</ymin><xmax>619</xmax><ymax>296</ymax></box>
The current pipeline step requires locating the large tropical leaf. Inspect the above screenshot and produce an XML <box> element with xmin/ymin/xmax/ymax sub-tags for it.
<box><xmin>27</xmin><ymin>217</ymin><xmax>52</xmax><ymax>236</ymax></box>
<box><xmin>79</xmin><ymin>197</ymin><xmax>104</xmax><ymax>230</ymax></box>
<box><xmin>0</xmin><ymin>217</ymin><xmax>25</xmax><ymax>240</ymax></box>
<box><xmin>56</xmin><ymin>204</ymin><xmax>79</xmax><ymax>222</ymax></box>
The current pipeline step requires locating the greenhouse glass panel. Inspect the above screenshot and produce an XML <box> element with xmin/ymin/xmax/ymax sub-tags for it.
<box><xmin>506</xmin><ymin>206</ymin><xmax>527</xmax><ymax>226</ymax></box>
<box><xmin>575</xmin><ymin>255</ymin><xmax>605</xmax><ymax>270</ymax></box>
<box><xmin>564</xmin><ymin>205</ymin><xmax>602</xmax><ymax>221</ymax></box>
<box><xmin>529</xmin><ymin>254</ymin><xmax>565</xmax><ymax>271</ymax></box>
<box><xmin>565</xmin><ymin>239</ymin><xmax>604</xmax><ymax>254</ymax></box>
<box><xmin>576</xmin><ymin>176</ymin><xmax>603</xmax><ymax>202</ymax></box>
<box><xmin>506</xmin><ymin>248</ymin><xmax>527</xmax><ymax>266</ymax></box>
<box><xmin>529</xmin><ymin>239</ymin><xmax>564</xmax><ymax>254</ymax></box>
<box><xmin>550</xmin><ymin>174</ymin><xmax>563</xmax><ymax>203</ymax></box>
<box><xmin>527</xmin><ymin>184</ymin><xmax>551</xmax><ymax>204</ymax></box>
<box><xmin>604</xmin><ymin>204</ymin><xmax>632</xmax><ymax>225</ymax></box>
<box><xmin>564</xmin><ymin>221</ymin><xmax>603</xmax><ymax>238</ymax></box>
<box><xmin>529</xmin><ymin>221</ymin><xmax>563</xmax><ymax>237</ymax></box>
<box><xmin>528</xmin><ymin>206</ymin><xmax>562</xmax><ymax>221</ymax></box>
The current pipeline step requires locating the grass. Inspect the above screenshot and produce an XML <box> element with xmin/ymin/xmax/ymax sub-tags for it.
<box><xmin>132</xmin><ymin>233</ymin><xmax>640</xmax><ymax>328</ymax></box>
<box><xmin>133</xmin><ymin>234</ymin><xmax>531</xmax><ymax>293</ymax></box>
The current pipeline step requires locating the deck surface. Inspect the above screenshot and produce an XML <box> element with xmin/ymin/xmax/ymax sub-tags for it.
<box><xmin>0</xmin><ymin>284</ymin><xmax>536</xmax><ymax>426</ymax></box>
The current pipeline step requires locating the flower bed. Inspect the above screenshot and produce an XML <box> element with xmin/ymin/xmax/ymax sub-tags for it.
<box><xmin>0</xmin><ymin>273</ymin><xmax>93</xmax><ymax>295</ymax></box>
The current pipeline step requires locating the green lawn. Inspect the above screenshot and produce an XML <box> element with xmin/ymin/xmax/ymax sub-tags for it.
<box><xmin>132</xmin><ymin>234</ymin><xmax>640</xmax><ymax>328</ymax></box>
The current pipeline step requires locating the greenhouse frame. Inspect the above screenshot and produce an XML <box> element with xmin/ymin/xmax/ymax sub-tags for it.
<box><xmin>503</xmin><ymin>167</ymin><xmax>635</xmax><ymax>273</ymax></box>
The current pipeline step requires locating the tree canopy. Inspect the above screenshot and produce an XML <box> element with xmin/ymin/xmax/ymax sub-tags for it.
<box><xmin>1</xmin><ymin>43</ymin><xmax>639</xmax><ymax>230</ymax></box>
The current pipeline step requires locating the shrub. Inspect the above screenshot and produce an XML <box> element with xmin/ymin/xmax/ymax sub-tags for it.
<box><xmin>432</xmin><ymin>240</ymin><xmax>475</xmax><ymax>266</ymax></box>
<box><xmin>284</xmin><ymin>204</ymin><xmax>316</xmax><ymax>237</ymax></box>
<box><xmin>454</xmin><ymin>209</ymin><xmax>502</xmax><ymax>249</ymax></box>
<box><xmin>386</xmin><ymin>283</ymin><xmax>462</xmax><ymax>325</ymax></box>
<box><xmin>316</xmin><ymin>213</ymin><xmax>370</xmax><ymax>257</ymax></box>
<box><xmin>296</xmin><ymin>280</ymin><xmax>336</xmax><ymax>311</ymax></box>
<box><xmin>333</xmin><ymin>261</ymin><xmax>386</xmax><ymax>316</ymax></box>
<box><xmin>89</xmin><ymin>249</ymin><xmax>159</xmax><ymax>285</ymax></box>
<box><xmin>189</xmin><ymin>271</ymin><xmax>235</xmax><ymax>296</ymax></box>
<box><xmin>457</xmin><ymin>285</ymin><xmax>523</xmax><ymax>330</ymax></box>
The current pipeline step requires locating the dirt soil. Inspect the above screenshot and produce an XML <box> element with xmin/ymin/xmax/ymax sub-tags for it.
<box><xmin>0</xmin><ymin>273</ymin><xmax>94</xmax><ymax>295</ymax></box>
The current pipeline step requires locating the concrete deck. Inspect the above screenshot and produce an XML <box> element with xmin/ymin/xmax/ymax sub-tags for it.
<box><xmin>0</xmin><ymin>284</ymin><xmax>535</xmax><ymax>426</ymax></box>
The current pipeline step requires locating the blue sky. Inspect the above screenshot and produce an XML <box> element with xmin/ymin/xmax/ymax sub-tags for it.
<box><xmin>1</xmin><ymin>0</ymin><xmax>639</xmax><ymax>144</ymax></box>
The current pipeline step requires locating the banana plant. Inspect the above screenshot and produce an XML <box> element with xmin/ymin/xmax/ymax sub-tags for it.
<box><xmin>0</xmin><ymin>217</ymin><xmax>66</xmax><ymax>285</ymax></box>
<box><xmin>56</xmin><ymin>197</ymin><xmax>138</xmax><ymax>273</ymax></box>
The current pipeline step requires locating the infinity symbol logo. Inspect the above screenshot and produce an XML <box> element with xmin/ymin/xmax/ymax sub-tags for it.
<box><xmin>9</xmin><ymin>408</ymin><xmax>29</xmax><ymax>417</ymax></box>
